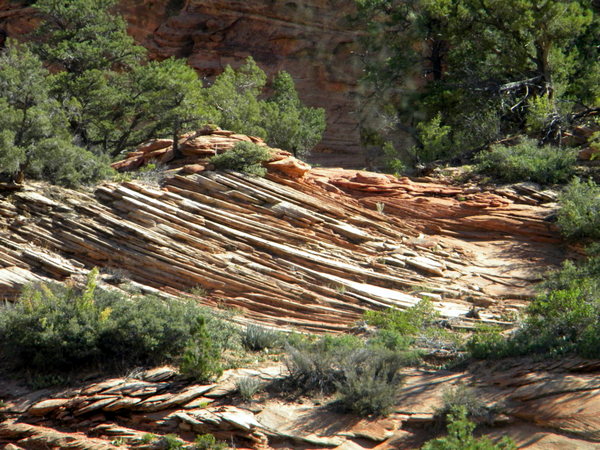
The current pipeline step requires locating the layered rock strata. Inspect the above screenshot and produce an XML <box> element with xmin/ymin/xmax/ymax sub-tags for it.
<box><xmin>2</xmin><ymin>358</ymin><xmax>600</xmax><ymax>449</ymax></box>
<box><xmin>0</xmin><ymin>130</ymin><xmax>563</xmax><ymax>332</ymax></box>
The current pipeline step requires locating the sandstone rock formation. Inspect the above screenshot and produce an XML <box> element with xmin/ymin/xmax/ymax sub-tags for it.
<box><xmin>0</xmin><ymin>0</ymin><xmax>365</xmax><ymax>166</ymax></box>
<box><xmin>0</xmin><ymin>129</ymin><xmax>565</xmax><ymax>330</ymax></box>
<box><xmin>0</xmin><ymin>129</ymin><xmax>590</xmax><ymax>449</ymax></box>
<box><xmin>2</xmin><ymin>358</ymin><xmax>600</xmax><ymax>448</ymax></box>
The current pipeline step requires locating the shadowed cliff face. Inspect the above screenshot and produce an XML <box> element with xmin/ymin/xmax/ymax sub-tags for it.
<box><xmin>143</xmin><ymin>0</ymin><xmax>364</xmax><ymax>166</ymax></box>
<box><xmin>0</xmin><ymin>0</ymin><xmax>365</xmax><ymax>166</ymax></box>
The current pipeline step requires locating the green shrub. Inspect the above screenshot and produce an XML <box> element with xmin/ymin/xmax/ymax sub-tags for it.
<box><xmin>382</xmin><ymin>141</ymin><xmax>407</xmax><ymax>176</ymax></box>
<box><xmin>475</xmin><ymin>139</ymin><xmax>576</xmax><ymax>184</ymax></box>
<box><xmin>414</xmin><ymin>113</ymin><xmax>454</xmax><ymax>163</ymax></box>
<box><xmin>466</xmin><ymin>325</ymin><xmax>510</xmax><ymax>359</ymax></box>
<box><xmin>557</xmin><ymin>177</ymin><xmax>600</xmax><ymax>240</ymax></box>
<box><xmin>422</xmin><ymin>406</ymin><xmax>516</xmax><ymax>450</ymax></box>
<box><xmin>368</xmin><ymin>328</ymin><xmax>414</xmax><ymax>351</ymax></box>
<box><xmin>236</xmin><ymin>376</ymin><xmax>263</xmax><ymax>401</ymax></box>
<box><xmin>364</xmin><ymin>300</ymin><xmax>439</xmax><ymax>336</ymax></box>
<box><xmin>241</xmin><ymin>324</ymin><xmax>282</xmax><ymax>351</ymax></box>
<box><xmin>0</xmin><ymin>269</ymin><xmax>217</xmax><ymax>377</ymax></box>
<box><xmin>469</xmin><ymin>251</ymin><xmax>600</xmax><ymax>359</ymax></box>
<box><xmin>180</xmin><ymin>316</ymin><xmax>223</xmax><ymax>382</ymax></box>
<box><xmin>437</xmin><ymin>384</ymin><xmax>490</xmax><ymax>424</ymax></box>
<box><xmin>335</xmin><ymin>348</ymin><xmax>405</xmax><ymax>417</ymax></box>
<box><xmin>161</xmin><ymin>434</ymin><xmax>184</xmax><ymax>450</ymax></box>
<box><xmin>193</xmin><ymin>434</ymin><xmax>228</xmax><ymax>450</ymax></box>
<box><xmin>210</xmin><ymin>141</ymin><xmax>271</xmax><ymax>176</ymax></box>
<box><xmin>285</xmin><ymin>335</ymin><xmax>412</xmax><ymax>417</ymax></box>
<box><xmin>284</xmin><ymin>335</ymin><xmax>361</xmax><ymax>394</ymax></box>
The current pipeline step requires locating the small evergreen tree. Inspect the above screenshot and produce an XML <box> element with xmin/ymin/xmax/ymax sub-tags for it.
<box><xmin>263</xmin><ymin>72</ymin><xmax>326</xmax><ymax>158</ymax></box>
<box><xmin>31</xmin><ymin>0</ymin><xmax>212</xmax><ymax>158</ymax></box>
<box><xmin>206</xmin><ymin>58</ymin><xmax>326</xmax><ymax>158</ymax></box>
<box><xmin>205</xmin><ymin>57</ymin><xmax>268</xmax><ymax>138</ymax></box>
<box><xmin>0</xmin><ymin>41</ymin><xmax>109</xmax><ymax>185</ymax></box>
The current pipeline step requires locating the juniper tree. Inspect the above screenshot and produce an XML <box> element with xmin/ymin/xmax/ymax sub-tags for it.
<box><xmin>0</xmin><ymin>42</ymin><xmax>109</xmax><ymax>186</ymax></box>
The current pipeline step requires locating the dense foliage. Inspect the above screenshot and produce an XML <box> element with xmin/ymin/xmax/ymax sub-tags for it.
<box><xmin>205</xmin><ymin>58</ymin><xmax>326</xmax><ymax>159</ymax></box>
<box><xmin>557</xmin><ymin>177</ymin><xmax>600</xmax><ymax>240</ymax></box>
<box><xmin>475</xmin><ymin>139</ymin><xmax>577</xmax><ymax>184</ymax></box>
<box><xmin>0</xmin><ymin>269</ymin><xmax>220</xmax><ymax>377</ymax></box>
<box><xmin>355</xmin><ymin>0</ymin><xmax>599</xmax><ymax>168</ymax></box>
<box><xmin>210</xmin><ymin>141</ymin><xmax>272</xmax><ymax>176</ymax></box>
<box><xmin>0</xmin><ymin>0</ymin><xmax>325</xmax><ymax>185</ymax></box>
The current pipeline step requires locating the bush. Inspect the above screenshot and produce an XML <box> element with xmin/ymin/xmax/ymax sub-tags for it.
<box><xmin>335</xmin><ymin>348</ymin><xmax>405</xmax><ymax>417</ymax></box>
<box><xmin>364</xmin><ymin>300</ymin><xmax>439</xmax><ymax>337</ymax></box>
<box><xmin>180</xmin><ymin>316</ymin><xmax>223</xmax><ymax>382</ymax></box>
<box><xmin>468</xmin><ymin>251</ymin><xmax>600</xmax><ymax>359</ymax></box>
<box><xmin>466</xmin><ymin>325</ymin><xmax>514</xmax><ymax>360</ymax></box>
<box><xmin>236</xmin><ymin>376</ymin><xmax>263</xmax><ymax>401</ymax></box>
<box><xmin>437</xmin><ymin>384</ymin><xmax>490</xmax><ymax>424</ymax></box>
<box><xmin>193</xmin><ymin>434</ymin><xmax>228</xmax><ymax>450</ymax></box>
<box><xmin>241</xmin><ymin>324</ymin><xmax>282</xmax><ymax>351</ymax></box>
<box><xmin>557</xmin><ymin>177</ymin><xmax>600</xmax><ymax>240</ymax></box>
<box><xmin>422</xmin><ymin>406</ymin><xmax>516</xmax><ymax>450</ymax></box>
<box><xmin>414</xmin><ymin>113</ymin><xmax>454</xmax><ymax>163</ymax></box>
<box><xmin>475</xmin><ymin>139</ymin><xmax>576</xmax><ymax>184</ymax></box>
<box><xmin>0</xmin><ymin>269</ymin><xmax>217</xmax><ymax>376</ymax></box>
<box><xmin>285</xmin><ymin>335</ymin><xmax>412</xmax><ymax>417</ymax></box>
<box><xmin>210</xmin><ymin>141</ymin><xmax>271</xmax><ymax>176</ymax></box>
<box><xmin>285</xmin><ymin>335</ymin><xmax>361</xmax><ymax>394</ymax></box>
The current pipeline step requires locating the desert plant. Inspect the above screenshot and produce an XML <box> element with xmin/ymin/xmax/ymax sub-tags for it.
<box><xmin>284</xmin><ymin>335</ymin><xmax>362</xmax><ymax>394</ymax></box>
<box><xmin>285</xmin><ymin>334</ymin><xmax>413</xmax><ymax>417</ymax></box>
<box><xmin>161</xmin><ymin>434</ymin><xmax>185</xmax><ymax>449</ymax></box>
<box><xmin>210</xmin><ymin>141</ymin><xmax>271</xmax><ymax>176</ymax></box>
<box><xmin>475</xmin><ymin>139</ymin><xmax>576</xmax><ymax>185</ymax></box>
<box><xmin>414</xmin><ymin>113</ymin><xmax>454</xmax><ymax>163</ymax></box>
<box><xmin>335</xmin><ymin>348</ymin><xmax>405</xmax><ymax>417</ymax></box>
<box><xmin>364</xmin><ymin>300</ymin><xmax>439</xmax><ymax>336</ymax></box>
<box><xmin>241</xmin><ymin>324</ymin><xmax>282</xmax><ymax>351</ymax></box>
<box><xmin>557</xmin><ymin>177</ymin><xmax>600</xmax><ymax>241</ymax></box>
<box><xmin>0</xmin><ymin>269</ymin><xmax>218</xmax><ymax>378</ymax></box>
<box><xmin>422</xmin><ymin>406</ymin><xmax>516</xmax><ymax>450</ymax></box>
<box><xmin>193</xmin><ymin>434</ymin><xmax>228</xmax><ymax>450</ymax></box>
<box><xmin>180</xmin><ymin>316</ymin><xmax>223</xmax><ymax>382</ymax></box>
<box><xmin>466</xmin><ymin>325</ymin><xmax>513</xmax><ymax>360</ymax></box>
<box><xmin>469</xmin><ymin>249</ymin><xmax>600</xmax><ymax>359</ymax></box>
<box><xmin>236</xmin><ymin>376</ymin><xmax>263</xmax><ymax>401</ymax></box>
<box><xmin>437</xmin><ymin>384</ymin><xmax>490</xmax><ymax>423</ymax></box>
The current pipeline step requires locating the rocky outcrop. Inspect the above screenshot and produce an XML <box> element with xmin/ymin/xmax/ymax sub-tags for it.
<box><xmin>0</xmin><ymin>129</ymin><xmax>564</xmax><ymax>331</ymax></box>
<box><xmin>0</xmin><ymin>130</ymin><xmax>587</xmax><ymax>449</ymax></box>
<box><xmin>0</xmin><ymin>0</ymin><xmax>365</xmax><ymax>166</ymax></box>
<box><xmin>2</xmin><ymin>358</ymin><xmax>600</xmax><ymax>449</ymax></box>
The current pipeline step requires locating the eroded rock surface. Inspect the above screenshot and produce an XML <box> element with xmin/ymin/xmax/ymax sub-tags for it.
<box><xmin>0</xmin><ymin>130</ymin><xmax>565</xmax><ymax>331</ymax></box>
<box><xmin>2</xmin><ymin>359</ymin><xmax>600</xmax><ymax>449</ymax></box>
<box><xmin>0</xmin><ymin>130</ymin><xmax>584</xmax><ymax>449</ymax></box>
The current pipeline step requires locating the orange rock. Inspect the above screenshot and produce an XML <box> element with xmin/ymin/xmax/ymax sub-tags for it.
<box><xmin>137</xmin><ymin>139</ymin><xmax>173</xmax><ymax>154</ymax></box>
<box><xmin>182</xmin><ymin>164</ymin><xmax>206</xmax><ymax>174</ymax></box>
<box><xmin>266</xmin><ymin>157</ymin><xmax>310</xmax><ymax>179</ymax></box>
<box><xmin>351</xmin><ymin>172</ymin><xmax>392</xmax><ymax>185</ymax></box>
<box><xmin>578</xmin><ymin>146</ymin><xmax>600</xmax><ymax>161</ymax></box>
